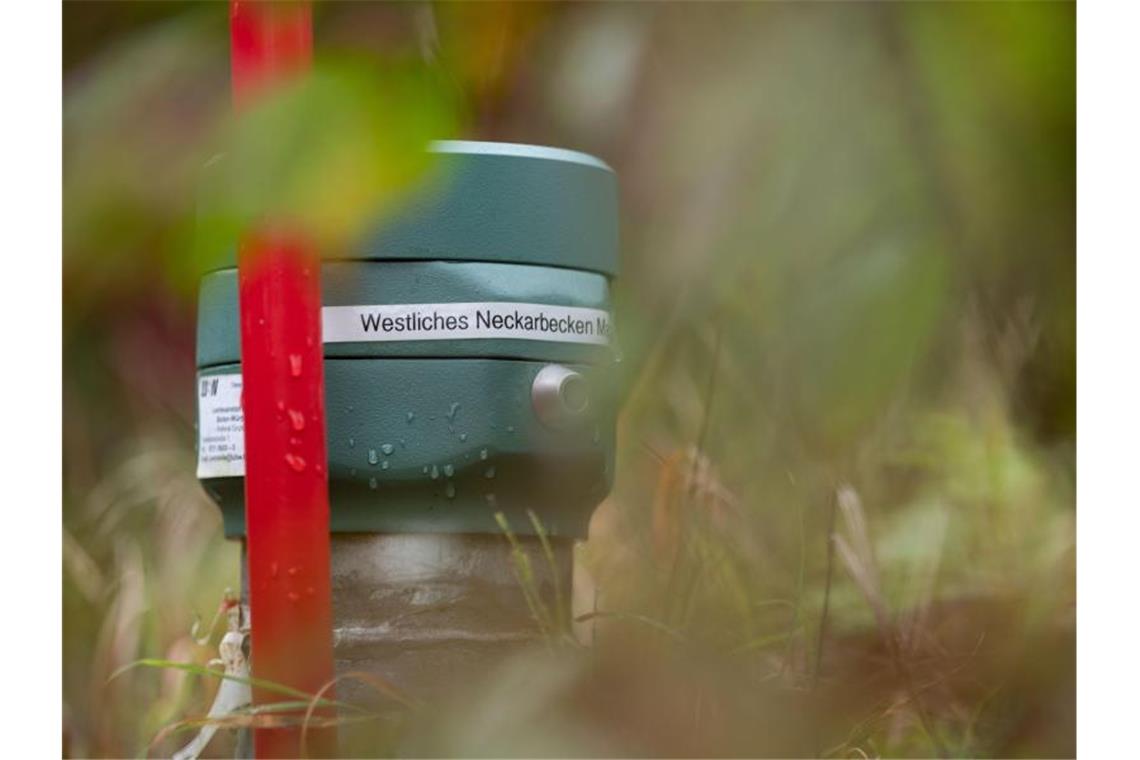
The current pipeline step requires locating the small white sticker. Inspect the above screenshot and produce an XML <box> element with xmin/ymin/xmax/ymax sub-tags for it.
<box><xmin>197</xmin><ymin>373</ymin><xmax>245</xmax><ymax>478</ymax></box>
<box><xmin>322</xmin><ymin>302</ymin><xmax>612</xmax><ymax>346</ymax></box>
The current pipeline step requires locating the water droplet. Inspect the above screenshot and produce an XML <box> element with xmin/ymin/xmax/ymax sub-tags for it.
<box><xmin>285</xmin><ymin>453</ymin><xmax>306</xmax><ymax>472</ymax></box>
<box><xmin>288</xmin><ymin>409</ymin><xmax>305</xmax><ymax>431</ymax></box>
<box><xmin>368</xmin><ymin>449</ymin><xmax>378</xmax><ymax>465</ymax></box>
<box><xmin>289</xmin><ymin>436</ymin><xmax>302</xmax><ymax>447</ymax></box>
<box><xmin>506</xmin><ymin>425</ymin><xmax>515</xmax><ymax>433</ymax></box>
<box><xmin>422</xmin><ymin>466</ymin><xmax>429</xmax><ymax>474</ymax></box>
<box><xmin>276</xmin><ymin>400</ymin><xmax>286</xmax><ymax>412</ymax></box>
<box><xmin>484</xmin><ymin>466</ymin><xmax>496</xmax><ymax>479</ymax></box>
<box><xmin>480</xmin><ymin>448</ymin><xmax>489</xmax><ymax>460</ymax></box>
<box><xmin>348</xmin><ymin>437</ymin><xmax>355</xmax><ymax>448</ymax></box>
<box><xmin>381</xmin><ymin>461</ymin><xmax>390</xmax><ymax>470</ymax></box>
<box><xmin>289</xmin><ymin>354</ymin><xmax>303</xmax><ymax>377</ymax></box>
<box><xmin>445</xmin><ymin>482</ymin><xmax>456</xmax><ymax>499</ymax></box>
<box><xmin>381</xmin><ymin>443</ymin><xmax>394</xmax><ymax>455</ymax></box>
<box><xmin>369</xmin><ymin>477</ymin><xmax>378</xmax><ymax>490</ymax></box>
<box><xmin>287</xmin><ymin>591</ymin><xmax>300</xmax><ymax>602</ymax></box>
<box><xmin>288</xmin><ymin>566</ymin><xmax>299</xmax><ymax>576</ymax></box>
<box><xmin>443</xmin><ymin>463</ymin><xmax>454</xmax><ymax>477</ymax></box>
<box><xmin>459</xmin><ymin>433</ymin><xmax>468</xmax><ymax>442</ymax></box>
<box><xmin>446</xmin><ymin>402</ymin><xmax>460</xmax><ymax>422</ymax></box>
<box><xmin>406</xmin><ymin>412</ymin><xmax>415</xmax><ymax>423</ymax></box>
<box><xmin>400</xmin><ymin>438</ymin><xmax>407</xmax><ymax>449</ymax></box>
<box><xmin>270</xmin><ymin>562</ymin><xmax>279</xmax><ymax>578</ymax></box>
<box><xmin>430</xmin><ymin>465</ymin><xmax>440</xmax><ymax>480</ymax></box>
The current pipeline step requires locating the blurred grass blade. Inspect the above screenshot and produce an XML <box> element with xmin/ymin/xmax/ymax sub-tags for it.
<box><xmin>109</xmin><ymin>658</ymin><xmax>363</xmax><ymax>713</ymax></box>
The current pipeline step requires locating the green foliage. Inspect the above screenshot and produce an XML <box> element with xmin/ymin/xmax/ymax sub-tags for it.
<box><xmin>199</xmin><ymin>56</ymin><xmax>457</xmax><ymax>264</ymax></box>
<box><xmin>63</xmin><ymin>2</ymin><xmax>1074</xmax><ymax>757</ymax></box>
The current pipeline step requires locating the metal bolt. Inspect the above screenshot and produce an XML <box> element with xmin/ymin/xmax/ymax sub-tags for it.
<box><xmin>532</xmin><ymin>364</ymin><xmax>590</xmax><ymax>428</ymax></box>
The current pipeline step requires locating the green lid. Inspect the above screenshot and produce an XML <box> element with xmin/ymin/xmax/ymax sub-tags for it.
<box><xmin>360</xmin><ymin>141</ymin><xmax>619</xmax><ymax>276</ymax></box>
<box><xmin>196</xmin><ymin>141</ymin><xmax>619</xmax><ymax>275</ymax></box>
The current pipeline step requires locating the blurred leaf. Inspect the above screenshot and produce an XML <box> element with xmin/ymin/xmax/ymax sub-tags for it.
<box><xmin>64</xmin><ymin>11</ymin><xmax>227</xmax><ymax>314</ymax></box>
<box><xmin>202</xmin><ymin>56</ymin><xmax>457</xmax><ymax>261</ymax></box>
<box><xmin>792</xmin><ymin>234</ymin><xmax>950</xmax><ymax>444</ymax></box>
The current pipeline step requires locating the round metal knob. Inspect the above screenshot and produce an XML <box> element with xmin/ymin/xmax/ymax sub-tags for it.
<box><xmin>531</xmin><ymin>365</ymin><xmax>590</xmax><ymax>428</ymax></box>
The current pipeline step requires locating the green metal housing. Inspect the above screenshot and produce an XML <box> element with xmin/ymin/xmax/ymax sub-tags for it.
<box><xmin>196</xmin><ymin>141</ymin><xmax>619</xmax><ymax>539</ymax></box>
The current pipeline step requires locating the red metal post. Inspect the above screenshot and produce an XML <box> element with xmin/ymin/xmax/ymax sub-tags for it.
<box><xmin>230</xmin><ymin>2</ymin><xmax>336</xmax><ymax>757</ymax></box>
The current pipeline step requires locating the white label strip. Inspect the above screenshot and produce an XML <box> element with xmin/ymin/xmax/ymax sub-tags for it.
<box><xmin>196</xmin><ymin>373</ymin><xmax>245</xmax><ymax>478</ymax></box>
<box><xmin>322</xmin><ymin>302</ymin><xmax>612</xmax><ymax>346</ymax></box>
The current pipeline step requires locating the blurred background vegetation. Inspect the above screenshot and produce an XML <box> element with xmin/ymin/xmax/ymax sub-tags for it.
<box><xmin>63</xmin><ymin>2</ymin><xmax>1074</xmax><ymax>757</ymax></box>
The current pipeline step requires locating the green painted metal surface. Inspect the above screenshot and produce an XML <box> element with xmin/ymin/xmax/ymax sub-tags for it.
<box><xmin>200</xmin><ymin>141</ymin><xmax>619</xmax><ymax>276</ymax></box>
<box><xmin>199</xmin><ymin>359</ymin><xmax>616</xmax><ymax>538</ymax></box>
<box><xmin>195</xmin><ymin>141</ymin><xmax>619</xmax><ymax>539</ymax></box>
<box><xmin>197</xmin><ymin>260</ymin><xmax>613</xmax><ymax>367</ymax></box>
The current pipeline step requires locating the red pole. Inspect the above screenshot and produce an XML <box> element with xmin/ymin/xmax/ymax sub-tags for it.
<box><xmin>229</xmin><ymin>2</ymin><xmax>336</xmax><ymax>757</ymax></box>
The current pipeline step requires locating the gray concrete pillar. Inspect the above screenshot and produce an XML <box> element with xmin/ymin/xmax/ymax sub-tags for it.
<box><xmin>328</xmin><ymin>533</ymin><xmax>573</xmax><ymax>707</ymax></box>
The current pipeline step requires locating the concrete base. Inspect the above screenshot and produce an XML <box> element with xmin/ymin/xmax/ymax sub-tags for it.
<box><xmin>328</xmin><ymin>533</ymin><xmax>573</xmax><ymax>707</ymax></box>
